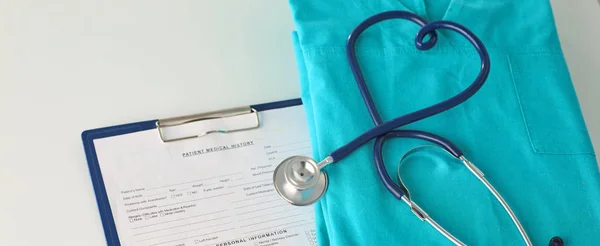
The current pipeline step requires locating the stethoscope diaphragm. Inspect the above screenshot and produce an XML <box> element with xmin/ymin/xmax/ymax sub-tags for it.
<box><xmin>273</xmin><ymin>156</ymin><xmax>328</xmax><ymax>206</ymax></box>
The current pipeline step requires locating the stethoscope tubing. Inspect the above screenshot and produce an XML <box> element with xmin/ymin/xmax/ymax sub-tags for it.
<box><xmin>330</xmin><ymin>11</ymin><xmax>490</xmax><ymax>163</ymax></box>
<box><xmin>338</xmin><ymin>10</ymin><xmax>534</xmax><ymax>246</ymax></box>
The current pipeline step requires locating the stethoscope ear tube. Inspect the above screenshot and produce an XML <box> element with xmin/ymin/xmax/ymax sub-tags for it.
<box><xmin>395</xmin><ymin>145</ymin><xmax>532</xmax><ymax>246</ymax></box>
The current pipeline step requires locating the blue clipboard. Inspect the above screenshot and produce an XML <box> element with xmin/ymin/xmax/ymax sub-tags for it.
<box><xmin>81</xmin><ymin>98</ymin><xmax>302</xmax><ymax>246</ymax></box>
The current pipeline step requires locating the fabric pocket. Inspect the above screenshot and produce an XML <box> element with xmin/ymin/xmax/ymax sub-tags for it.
<box><xmin>508</xmin><ymin>51</ymin><xmax>595</xmax><ymax>155</ymax></box>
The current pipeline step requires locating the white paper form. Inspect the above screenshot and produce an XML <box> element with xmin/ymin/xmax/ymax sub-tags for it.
<box><xmin>93</xmin><ymin>105</ymin><xmax>318</xmax><ymax>246</ymax></box>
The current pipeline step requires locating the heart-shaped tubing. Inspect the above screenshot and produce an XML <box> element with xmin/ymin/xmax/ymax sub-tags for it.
<box><xmin>344</xmin><ymin>11</ymin><xmax>470</xmax><ymax>199</ymax></box>
<box><xmin>330</xmin><ymin>16</ymin><xmax>490</xmax><ymax>162</ymax></box>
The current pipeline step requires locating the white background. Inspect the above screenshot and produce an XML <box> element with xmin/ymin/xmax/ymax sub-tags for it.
<box><xmin>0</xmin><ymin>1</ymin><xmax>598</xmax><ymax>245</ymax></box>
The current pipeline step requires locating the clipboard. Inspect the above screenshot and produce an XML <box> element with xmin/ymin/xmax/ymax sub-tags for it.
<box><xmin>81</xmin><ymin>98</ymin><xmax>303</xmax><ymax>246</ymax></box>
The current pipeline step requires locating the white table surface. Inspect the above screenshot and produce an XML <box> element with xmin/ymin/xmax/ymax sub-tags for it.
<box><xmin>0</xmin><ymin>1</ymin><xmax>598</xmax><ymax>245</ymax></box>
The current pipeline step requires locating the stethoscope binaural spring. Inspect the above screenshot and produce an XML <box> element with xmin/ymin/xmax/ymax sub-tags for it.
<box><xmin>273</xmin><ymin>10</ymin><xmax>561</xmax><ymax>246</ymax></box>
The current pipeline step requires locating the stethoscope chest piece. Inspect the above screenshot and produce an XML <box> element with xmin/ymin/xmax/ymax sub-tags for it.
<box><xmin>273</xmin><ymin>156</ymin><xmax>329</xmax><ymax>206</ymax></box>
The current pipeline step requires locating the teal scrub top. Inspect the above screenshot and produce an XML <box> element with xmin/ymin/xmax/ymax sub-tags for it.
<box><xmin>288</xmin><ymin>0</ymin><xmax>600</xmax><ymax>245</ymax></box>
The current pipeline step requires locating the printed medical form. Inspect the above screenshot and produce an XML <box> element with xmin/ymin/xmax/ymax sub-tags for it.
<box><xmin>93</xmin><ymin>106</ymin><xmax>317</xmax><ymax>246</ymax></box>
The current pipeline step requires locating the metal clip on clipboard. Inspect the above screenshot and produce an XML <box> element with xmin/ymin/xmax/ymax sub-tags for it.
<box><xmin>156</xmin><ymin>106</ymin><xmax>260</xmax><ymax>142</ymax></box>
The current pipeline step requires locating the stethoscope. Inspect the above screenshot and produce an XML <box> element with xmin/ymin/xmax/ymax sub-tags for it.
<box><xmin>273</xmin><ymin>11</ymin><xmax>563</xmax><ymax>246</ymax></box>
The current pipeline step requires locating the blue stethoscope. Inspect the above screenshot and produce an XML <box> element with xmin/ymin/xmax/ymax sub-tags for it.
<box><xmin>273</xmin><ymin>11</ymin><xmax>562</xmax><ymax>246</ymax></box>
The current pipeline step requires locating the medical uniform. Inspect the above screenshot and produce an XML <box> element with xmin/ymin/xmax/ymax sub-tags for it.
<box><xmin>288</xmin><ymin>0</ymin><xmax>600</xmax><ymax>245</ymax></box>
